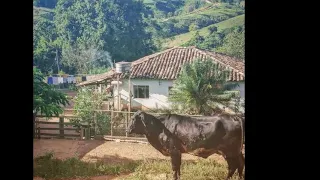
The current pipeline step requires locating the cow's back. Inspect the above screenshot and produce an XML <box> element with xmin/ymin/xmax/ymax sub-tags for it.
<box><xmin>158</xmin><ymin>114</ymin><xmax>243</xmax><ymax>149</ymax></box>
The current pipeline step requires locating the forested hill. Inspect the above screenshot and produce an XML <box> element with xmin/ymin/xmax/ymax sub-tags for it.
<box><xmin>33</xmin><ymin>0</ymin><xmax>244</xmax><ymax>75</ymax></box>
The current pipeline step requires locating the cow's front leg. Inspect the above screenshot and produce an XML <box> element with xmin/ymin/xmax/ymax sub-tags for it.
<box><xmin>170</xmin><ymin>149</ymin><xmax>181</xmax><ymax>180</ymax></box>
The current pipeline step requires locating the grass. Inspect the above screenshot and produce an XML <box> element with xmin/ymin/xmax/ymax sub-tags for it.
<box><xmin>163</xmin><ymin>14</ymin><xmax>244</xmax><ymax>48</ymax></box>
<box><xmin>34</xmin><ymin>152</ymin><xmax>243</xmax><ymax>180</ymax></box>
<box><xmin>160</xmin><ymin>3</ymin><xmax>242</xmax><ymax>22</ymax></box>
<box><xmin>33</xmin><ymin>152</ymin><xmax>140</xmax><ymax>179</ymax></box>
<box><xmin>119</xmin><ymin>159</ymin><xmax>243</xmax><ymax>180</ymax></box>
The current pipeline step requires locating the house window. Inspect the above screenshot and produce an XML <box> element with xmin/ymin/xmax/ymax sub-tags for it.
<box><xmin>168</xmin><ymin>86</ymin><xmax>173</xmax><ymax>96</ymax></box>
<box><xmin>133</xmin><ymin>85</ymin><xmax>149</xmax><ymax>98</ymax></box>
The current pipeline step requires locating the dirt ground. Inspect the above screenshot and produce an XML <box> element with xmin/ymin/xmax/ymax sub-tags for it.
<box><xmin>34</xmin><ymin>139</ymin><xmax>244</xmax><ymax>180</ymax></box>
<box><xmin>33</xmin><ymin>139</ymin><xmax>104</xmax><ymax>159</ymax></box>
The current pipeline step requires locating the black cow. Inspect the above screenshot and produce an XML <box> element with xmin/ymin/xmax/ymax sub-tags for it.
<box><xmin>127</xmin><ymin>110</ymin><xmax>245</xmax><ymax>180</ymax></box>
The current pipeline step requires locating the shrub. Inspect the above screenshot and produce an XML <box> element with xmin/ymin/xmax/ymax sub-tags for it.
<box><xmin>70</xmin><ymin>87</ymin><xmax>111</xmax><ymax>135</ymax></box>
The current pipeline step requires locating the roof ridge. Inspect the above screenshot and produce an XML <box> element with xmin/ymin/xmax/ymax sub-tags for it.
<box><xmin>194</xmin><ymin>48</ymin><xmax>244</xmax><ymax>75</ymax></box>
<box><xmin>132</xmin><ymin>46</ymin><xmax>180</xmax><ymax>66</ymax></box>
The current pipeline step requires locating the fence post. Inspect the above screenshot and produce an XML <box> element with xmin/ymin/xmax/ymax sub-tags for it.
<box><xmin>80</xmin><ymin>127</ymin><xmax>84</xmax><ymax>140</ymax></box>
<box><xmin>111</xmin><ymin>110</ymin><xmax>113</xmax><ymax>136</ymax></box>
<box><xmin>33</xmin><ymin>113</ymin><xmax>36</xmax><ymax>139</ymax></box>
<box><xmin>85</xmin><ymin>127</ymin><xmax>90</xmax><ymax>140</ymax></box>
<box><xmin>94</xmin><ymin>110</ymin><xmax>97</xmax><ymax>137</ymax></box>
<box><xmin>59</xmin><ymin>116</ymin><xmax>64</xmax><ymax>139</ymax></box>
<box><xmin>126</xmin><ymin>112</ymin><xmax>128</xmax><ymax>137</ymax></box>
<box><xmin>37</xmin><ymin>127</ymin><xmax>41</xmax><ymax>139</ymax></box>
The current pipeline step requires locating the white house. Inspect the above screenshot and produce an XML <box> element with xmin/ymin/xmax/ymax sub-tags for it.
<box><xmin>77</xmin><ymin>46</ymin><xmax>245</xmax><ymax>111</ymax></box>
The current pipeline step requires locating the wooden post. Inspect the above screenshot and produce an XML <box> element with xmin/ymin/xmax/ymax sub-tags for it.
<box><xmin>33</xmin><ymin>113</ymin><xmax>36</xmax><ymax>139</ymax></box>
<box><xmin>111</xmin><ymin>110</ymin><xmax>114</xmax><ymax>136</ymax></box>
<box><xmin>80</xmin><ymin>127</ymin><xmax>84</xmax><ymax>140</ymax></box>
<box><xmin>59</xmin><ymin>116</ymin><xmax>64</xmax><ymax>139</ymax></box>
<box><xmin>93</xmin><ymin>110</ymin><xmax>97</xmax><ymax>136</ymax></box>
<box><xmin>127</xmin><ymin>76</ymin><xmax>131</xmax><ymax>137</ymax></box>
<box><xmin>37</xmin><ymin>127</ymin><xmax>41</xmax><ymax>139</ymax></box>
<box><xmin>117</xmin><ymin>74</ymin><xmax>120</xmax><ymax>111</ymax></box>
<box><xmin>85</xmin><ymin>128</ymin><xmax>89</xmax><ymax>140</ymax></box>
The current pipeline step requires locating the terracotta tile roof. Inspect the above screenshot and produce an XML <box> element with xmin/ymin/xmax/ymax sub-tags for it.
<box><xmin>76</xmin><ymin>69</ymin><xmax>117</xmax><ymax>86</ymax></box>
<box><xmin>77</xmin><ymin>46</ymin><xmax>245</xmax><ymax>86</ymax></box>
<box><xmin>122</xmin><ymin>46</ymin><xmax>244</xmax><ymax>81</ymax></box>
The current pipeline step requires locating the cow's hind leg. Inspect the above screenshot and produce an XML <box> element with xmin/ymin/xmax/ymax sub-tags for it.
<box><xmin>170</xmin><ymin>149</ymin><xmax>181</xmax><ymax>180</ymax></box>
<box><xmin>225</xmin><ymin>156</ymin><xmax>238</xmax><ymax>180</ymax></box>
<box><xmin>237</xmin><ymin>153</ymin><xmax>245</xmax><ymax>179</ymax></box>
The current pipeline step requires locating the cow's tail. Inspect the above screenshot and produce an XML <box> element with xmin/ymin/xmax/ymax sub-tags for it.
<box><xmin>239</xmin><ymin>116</ymin><xmax>244</xmax><ymax>153</ymax></box>
<box><xmin>234</xmin><ymin>114</ymin><xmax>244</xmax><ymax>153</ymax></box>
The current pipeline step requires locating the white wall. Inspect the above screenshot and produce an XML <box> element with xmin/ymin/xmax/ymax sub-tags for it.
<box><xmin>113</xmin><ymin>79</ymin><xmax>245</xmax><ymax>110</ymax></box>
<box><xmin>113</xmin><ymin>79</ymin><xmax>173</xmax><ymax>110</ymax></box>
<box><xmin>231</xmin><ymin>81</ymin><xmax>245</xmax><ymax>99</ymax></box>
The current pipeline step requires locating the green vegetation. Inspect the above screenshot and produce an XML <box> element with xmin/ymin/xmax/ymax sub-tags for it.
<box><xmin>34</xmin><ymin>152</ymin><xmax>139</xmax><ymax>179</ymax></box>
<box><xmin>34</xmin><ymin>0</ymin><xmax>245</xmax><ymax>75</ymax></box>
<box><xmin>169</xmin><ymin>59</ymin><xmax>239</xmax><ymax>115</ymax></box>
<box><xmin>120</xmin><ymin>159</ymin><xmax>242</xmax><ymax>180</ymax></box>
<box><xmin>34</xmin><ymin>152</ymin><xmax>243</xmax><ymax>180</ymax></box>
<box><xmin>33</xmin><ymin>67</ymin><xmax>69</xmax><ymax>138</ymax></box>
<box><xmin>163</xmin><ymin>14</ymin><xmax>244</xmax><ymax>48</ymax></box>
<box><xmin>152</xmin><ymin>3</ymin><xmax>244</xmax><ymax>40</ymax></box>
<box><xmin>33</xmin><ymin>67</ymin><xmax>69</xmax><ymax>117</ymax></box>
<box><xmin>71</xmin><ymin>87</ymin><xmax>111</xmax><ymax>135</ymax></box>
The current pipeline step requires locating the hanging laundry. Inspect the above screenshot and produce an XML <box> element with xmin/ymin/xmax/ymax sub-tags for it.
<box><xmin>67</xmin><ymin>76</ymin><xmax>72</xmax><ymax>83</ymax></box>
<box><xmin>52</xmin><ymin>77</ymin><xmax>59</xmax><ymax>85</ymax></box>
<box><xmin>58</xmin><ymin>77</ymin><xmax>64</xmax><ymax>84</ymax></box>
<box><xmin>82</xmin><ymin>76</ymin><xmax>87</xmax><ymax>81</ymax></box>
<box><xmin>47</xmin><ymin>77</ymin><xmax>53</xmax><ymax>84</ymax></box>
<box><xmin>63</xmin><ymin>77</ymin><xmax>67</xmax><ymax>83</ymax></box>
<box><xmin>71</xmin><ymin>76</ymin><xmax>76</xmax><ymax>83</ymax></box>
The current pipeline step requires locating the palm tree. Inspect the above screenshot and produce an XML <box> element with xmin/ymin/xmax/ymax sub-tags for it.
<box><xmin>168</xmin><ymin>58</ymin><xmax>239</xmax><ymax>115</ymax></box>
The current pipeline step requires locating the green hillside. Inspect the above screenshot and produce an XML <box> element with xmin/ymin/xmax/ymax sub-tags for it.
<box><xmin>33</xmin><ymin>0</ymin><xmax>245</xmax><ymax>75</ymax></box>
<box><xmin>163</xmin><ymin>14</ymin><xmax>244</xmax><ymax>48</ymax></box>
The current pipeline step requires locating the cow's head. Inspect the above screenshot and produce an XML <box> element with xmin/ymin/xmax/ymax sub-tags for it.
<box><xmin>127</xmin><ymin>110</ymin><xmax>147</xmax><ymax>134</ymax></box>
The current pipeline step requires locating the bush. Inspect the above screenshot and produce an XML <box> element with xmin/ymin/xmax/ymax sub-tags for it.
<box><xmin>70</xmin><ymin>87</ymin><xmax>111</xmax><ymax>135</ymax></box>
<box><xmin>208</xmin><ymin>26</ymin><xmax>218</xmax><ymax>34</ymax></box>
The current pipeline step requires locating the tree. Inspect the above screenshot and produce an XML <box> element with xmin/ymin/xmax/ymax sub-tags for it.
<box><xmin>54</xmin><ymin>0</ymin><xmax>155</xmax><ymax>62</ymax></box>
<box><xmin>33</xmin><ymin>67</ymin><xmax>69</xmax><ymax>137</ymax></box>
<box><xmin>208</xmin><ymin>26</ymin><xmax>218</xmax><ymax>34</ymax></box>
<box><xmin>217</xmin><ymin>27</ymin><xmax>245</xmax><ymax>59</ymax></box>
<box><xmin>168</xmin><ymin>59</ymin><xmax>239</xmax><ymax>115</ymax></box>
<box><xmin>184</xmin><ymin>31</ymin><xmax>204</xmax><ymax>47</ymax></box>
<box><xmin>61</xmin><ymin>44</ymin><xmax>113</xmax><ymax>74</ymax></box>
<box><xmin>33</xmin><ymin>10</ymin><xmax>60</xmax><ymax>74</ymax></box>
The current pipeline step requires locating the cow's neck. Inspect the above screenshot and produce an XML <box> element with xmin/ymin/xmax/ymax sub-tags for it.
<box><xmin>143</xmin><ymin>114</ymin><xmax>164</xmax><ymax>136</ymax></box>
<box><xmin>143</xmin><ymin>114</ymin><xmax>171</xmax><ymax>153</ymax></box>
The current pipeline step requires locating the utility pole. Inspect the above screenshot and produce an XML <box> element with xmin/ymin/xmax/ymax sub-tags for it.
<box><xmin>55</xmin><ymin>49</ymin><xmax>60</xmax><ymax>72</ymax></box>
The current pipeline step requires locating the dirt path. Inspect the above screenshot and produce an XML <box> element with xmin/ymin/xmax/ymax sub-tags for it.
<box><xmin>33</xmin><ymin>139</ymin><xmax>104</xmax><ymax>159</ymax></box>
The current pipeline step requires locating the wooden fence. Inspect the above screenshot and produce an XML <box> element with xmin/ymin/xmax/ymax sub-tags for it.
<box><xmin>35</xmin><ymin>116</ymin><xmax>89</xmax><ymax>140</ymax></box>
<box><xmin>34</xmin><ymin>110</ymin><xmax>204</xmax><ymax>140</ymax></box>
